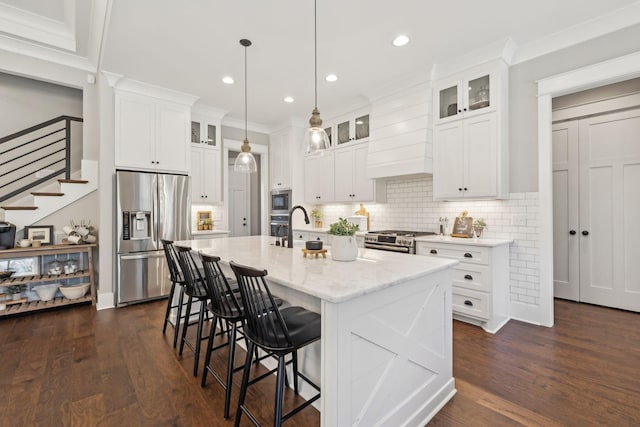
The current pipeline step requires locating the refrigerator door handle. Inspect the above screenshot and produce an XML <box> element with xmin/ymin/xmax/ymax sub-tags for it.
<box><xmin>120</xmin><ymin>252</ymin><xmax>164</xmax><ymax>261</ymax></box>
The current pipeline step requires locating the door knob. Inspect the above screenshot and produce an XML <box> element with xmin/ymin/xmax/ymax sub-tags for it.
<box><xmin>569</xmin><ymin>230</ymin><xmax>576</xmax><ymax>235</ymax></box>
<box><xmin>582</xmin><ymin>230</ymin><xmax>589</xmax><ymax>236</ymax></box>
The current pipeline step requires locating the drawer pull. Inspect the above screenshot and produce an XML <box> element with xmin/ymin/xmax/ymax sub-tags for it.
<box><xmin>464</xmin><ymin>252</ymin><xmax>473</xmax><ymax>258</ymax></box>
<box><xmin>464</xmin><ymin>300</ymin><xmax>473</xmax><ymax>306</ymax></box>
<box><xmin>430</xmin><ymin>249</ymin><xmax>438</xmax><ymax>254</ymax></box>
<box><xmin>464</xmin><ymin>274</ymin><xmax>473</xmax><ymax>280</ymax></box>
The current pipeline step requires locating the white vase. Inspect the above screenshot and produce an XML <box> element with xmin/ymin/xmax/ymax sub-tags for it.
<box><xmin>331</xmin><ymin>235</ymin><xmax>358</xmax><ymax>262</ymax></box>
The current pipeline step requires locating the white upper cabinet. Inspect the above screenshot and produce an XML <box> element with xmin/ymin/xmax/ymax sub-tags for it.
<box><xmin>434</xmin><ymin>68</ymin><xmax>497</xmax><ymax>125</ymax></box>
<box><xmin>269</xmin><ymin>129</ymin><xmax>292</xmax><ymax>190</ymax></box>
<box><xmin>115</xmin><ymin>89</ymin><xmax>193</xmax><ymax>174</ymax></box>
<box><xmin>334</xmin><ymin>144</ymin><xmax>384</xmax><ymax>202</ymax></box>
<box><xmin>191</xmin><ymin>145</ymin><xmax>221</xmax><ymax>204</ymax></box>
<box><xmin>304</xmin><ymin>151</ymin><xmax>335</xmax><ymax>204</ymax></box>
<box><xmin>334</xmin><ymin>108</ymin><xmax>370</xmax><ymax>146</ymax></box>
<box><xmin>432</xmin><ymin>60</ymin><xmax>508</xmax><ymax>200</ymax></box>
<box><xmin>191</xmin><ymin>114</ymin><xmax>219</xmax><ymax>148</ymax></box>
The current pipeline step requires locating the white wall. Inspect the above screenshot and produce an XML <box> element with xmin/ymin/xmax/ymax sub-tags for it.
<box><xmin>508</xmin><ymin>23</ymin><xmax>640</xmax><ymax>192</ymax></box>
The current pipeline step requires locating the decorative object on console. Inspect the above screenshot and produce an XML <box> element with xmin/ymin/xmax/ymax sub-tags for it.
<box><xmin>310</xmin><ymin>208</ymin><xmax>323</xmax><ymax>228</ymax></box>
<box><xmin>473</xmin><ymin>218</ymin><xmax>487</xmax><ymax>239</ymax></box>
<box><xmin>302</xmin><ymin>0</ymin><xmax>330</xmax><ymax>153</ymax></box>
<box><xmin>196</xmin><ymin>211</ymin><xmax>213</xmax><ymax>230</ymax></box>
<box><xmin>233</xmin><ymin>39</ymin><xmax>258</xmax><ymax>173</ymax></box>
<box><xmin>327</xmin><ymin>218</ymin><xmax>359</xmax><ymax>262</ymax></box>
<box><xmin>354</xmin><ymin>203</ymin><xmax>370</xmax><ymax>231</ymax></box>
<box><xmin>61</xmin><ymin>220</ymin><xmax>97</xmax><ymax>244</ymax></box>
<box><xmin>24</xmin><ymin>225</ymin><xmax>54</xmax><ymax>245</ymax></box>
<box><xmin>451</xmin><ymin>211</ymin><xmax>474</xmax><ymax>238</ymax></box>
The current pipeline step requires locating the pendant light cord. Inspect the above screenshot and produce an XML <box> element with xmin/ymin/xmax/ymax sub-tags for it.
<box><xmin>244</xmin><ymin>43</ymin><xmax>248</xmax><ymax>141</ymax></box>
<box><xmin>314</xmin><ymin>0</ymin><xmax>318</xmax><ymax>109</ymax></box>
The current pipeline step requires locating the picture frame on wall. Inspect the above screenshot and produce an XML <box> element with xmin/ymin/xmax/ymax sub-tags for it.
<box><xmin>24</xmin><ymin>225</ymin><xmax>54</xmax><ymax>245</ymax></box>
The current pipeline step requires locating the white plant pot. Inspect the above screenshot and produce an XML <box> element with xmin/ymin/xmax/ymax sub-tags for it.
<box><xmin>330</xmin><ymin>235</ymin><xmax>358</xmax><ymax>262</ymax></box>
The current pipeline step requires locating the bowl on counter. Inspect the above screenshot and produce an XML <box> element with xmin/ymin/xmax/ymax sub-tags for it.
<box><xmin>59</xmin><ymin>283</ymin><xmax>90</xmax><ymax>300</ymax></box>
<box><xmin>34</xmin><ymin>283</ymin><xmax>60</xmax><ymax>301</ymax></box>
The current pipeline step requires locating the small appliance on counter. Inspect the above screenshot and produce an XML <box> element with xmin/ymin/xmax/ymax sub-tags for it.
<box><xmin>0</xmin><ymin>222</ymin><xmax>16</xmax><ymax>250</ymax></box>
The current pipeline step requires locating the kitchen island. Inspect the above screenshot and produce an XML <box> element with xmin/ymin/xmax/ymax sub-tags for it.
<box><xmin>176</xmin><ymin>235</ymin><xmax>458</xmax><ymax>426</ymax></box>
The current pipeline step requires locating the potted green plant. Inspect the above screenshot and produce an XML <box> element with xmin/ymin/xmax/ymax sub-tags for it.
<box><xmin>310</xmin><ymin>208</ymin><xmax>323</xmax><ymax>228</ymax></box>
<box><xmin>327</xmin><ymin>218</ymin><xmax>359</xmax><ymax>261</ymax></box>
<box><xmin>473</xmin><ymin>218</ymin><xmax>487</xmax><ymax>238</ymax></box>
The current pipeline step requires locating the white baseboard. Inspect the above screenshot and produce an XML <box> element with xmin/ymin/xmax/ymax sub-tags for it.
<box><xmin>96</xmin><ymin>291</ymin><xmax>115</xmax><ymax>310</ymax></box>
<box><xmin>509</xmin><ymin>301</ymin><xmax>552</xmax><ymax>327</ymax></box>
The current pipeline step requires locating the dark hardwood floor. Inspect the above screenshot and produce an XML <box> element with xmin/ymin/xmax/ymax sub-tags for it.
<box><xmin>0</xmin><ymin>299</ymin><xmax>638</xmax><ymax>426</ymax></box>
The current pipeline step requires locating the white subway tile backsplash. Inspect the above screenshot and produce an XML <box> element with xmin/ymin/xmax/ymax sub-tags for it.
<box><xmin>311</xmin><ymin>176</ymin><xmax>540</xmax><ymax>306</ymax></box>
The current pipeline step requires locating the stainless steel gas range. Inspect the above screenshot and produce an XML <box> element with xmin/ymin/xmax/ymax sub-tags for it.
<box><xmin>364</xmin><ymin>230</ymin><xmax>436</xmax><ymax>254</ymax></box>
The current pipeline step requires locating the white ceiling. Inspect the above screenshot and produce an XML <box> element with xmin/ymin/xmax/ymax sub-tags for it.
<box><xmin>2</xmin><ymin>0</ymin><xmax>640</xmax><ymax>130</ymax></box>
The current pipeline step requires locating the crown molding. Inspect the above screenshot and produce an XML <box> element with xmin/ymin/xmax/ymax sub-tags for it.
<box><xmin>222</xmin><ymin>116</ymin><xmax>271</xmax><ymax>134</ymax></box>
<box><xmin>512</xmin><ymin>2</ymin><xmax>640</xmax><ymax>65</ymax></box>
<box><xmin>192</xmin><ymin>103</ymin><xmax>228</xmax><ymax>121</ymax></box>
<box><xmin>0</xmin><ymin>34</ymin><xmax>93</xmax><ymax>72</ymax></box>
<box><xmin>0</xmin><ymin>1</ymin><xmax>76</xmax><ymax>51</ymax></box>
<box><xmin>108</xmin><ymin>75</ymin><xmax>199</xmax><ymax>106</ymax></box>
<box><xmin>431</xmin><ymin>37</ymin><xmax>514</xmax><ymax>81</ymax></box>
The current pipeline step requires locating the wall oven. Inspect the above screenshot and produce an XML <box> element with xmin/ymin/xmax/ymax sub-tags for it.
<box><xmin>271</xmin><ymin>189</ymin><xmax>291</xmax><ymax>214</ymax></box>
<box><xmin>270</xmin><ymin>214</ymin><xmax>288</xmax><ymax>237</ymax></box>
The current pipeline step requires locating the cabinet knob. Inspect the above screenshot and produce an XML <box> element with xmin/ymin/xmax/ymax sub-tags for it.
<box><xmin>582</xmin><ymin>230</ymin><xmax>589</xmax><ymax>236</ymax></box>
<box><xmin>458</xmin><ymin>188</ymin><xmax>463</xmax><ymax>192</ymax></box>
<box><xmin>464</xmin><ymin>274</ymin><xmax>473</xmax><ymax>280</ymax></box>
<box><xmin>464</xmin><ymin>300</ymin><xmax>473</xmax><ymax>306</ymax></box>
<box><xmin>569</xmin><ymin>230</ymin><xmax>576</xmax><ymax>235</ymax></box>
<box><xmin>463</xmin><ymin>187</ymin><xmax>468</xmax><ymax>191</ymax></box>
<box><xmin>430</xmin><ymin>249</ymin><xmax>438</xmax><ymax>254</ymax></box>
<box><xmin>458</xmin><ymin>109</ymin><xmax>462</xmax><ymax>113</ymax></box>
<box><xmin>463</xmin><ymin>108</ymin><xmax>467</xmax><ymax>112</ymax></box>
<box><xmin>316</xmin><ymin>237</ymin><xmax>320</xmax><ymax>240</ymax></box>
<box><xmin>464</xmin><ymin>253</ymin><xmax>472</xmax><ymax>258</ymax></box>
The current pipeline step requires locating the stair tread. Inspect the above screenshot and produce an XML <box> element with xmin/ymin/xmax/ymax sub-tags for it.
<box><xmin>31</xmin><ymin>192</ymin><xmax>64</xmax><ymax>197</ymax></box>
<box><xmin>1</xmin><ymin>206</ymin><xmax>38</xmax><ymax>210</ymax></box>
<box><xmin>58</xmin><ymin>179</ymin><xmax>89</xmax><ymax>184</ymax></box>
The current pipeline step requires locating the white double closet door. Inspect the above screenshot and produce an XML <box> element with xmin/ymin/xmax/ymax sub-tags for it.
<box><xmin>553</xmin><ymin>108</ymin><xmax>640</xmax><ymax>312</ymax></box>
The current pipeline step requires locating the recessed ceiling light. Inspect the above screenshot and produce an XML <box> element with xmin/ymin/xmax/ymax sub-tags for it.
<box><xmin>222</xmin><ymin>76</ymin><xmax>234</xmax><ymax>84</ymax></box>
<box><xmin>284</xmin><ymin>96</ymin><xmax>294</xmax><ymax>103</ymax></box>
<box><xmin>392</xmin><ymin>35</ymin><xmax>409</xmax><ymax>47</ymax></box>
<box><xmin>325</xmin><ymin>74</ymin><xmax>338</xmax><ymax>82</ymax></box>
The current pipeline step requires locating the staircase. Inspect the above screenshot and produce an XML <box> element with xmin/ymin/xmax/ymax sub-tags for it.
<box><xmin>1</xmin><ymin>159</ymin><xmax>98</xmax><ymax>229</ymax></box>
<box><xmin>0</xmin><ymin>116</ymin><xmax>98</xmax><ymax>230</ymax></box>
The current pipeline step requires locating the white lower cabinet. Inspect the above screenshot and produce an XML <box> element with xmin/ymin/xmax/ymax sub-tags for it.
<box><xmin>416</xmin><ymin>238</ymin><xmax>511</xmax><ymax>333</ymax></box>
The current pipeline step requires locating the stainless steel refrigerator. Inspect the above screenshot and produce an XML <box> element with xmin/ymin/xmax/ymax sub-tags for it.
<box><xmin>116</xmin><ymin>170</ymin><xmax>191</xmax><ymax>306</ymax></box>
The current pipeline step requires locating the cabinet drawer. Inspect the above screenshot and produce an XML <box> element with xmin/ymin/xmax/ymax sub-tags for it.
<box><xmin>309</xmin><ymin>232</ymin><xmax>326</xmax><ymax>242</ymax></box>
<box><xmin>293</xmin><ymin>231</ymin><xmax>309</xmax><ymax>241</ymax></box>
<box><xmin>453</xmin><ymin>264</ymin><xmax>490</xmax><ymax>292</ymax></box>
<box><xmin>417</xmin><ymin>242</ymin><xmax>489</xmax><ymax>265</ymax></box>
<box><xmin>452</xmin><ymin>287</ymin><xmax>489</xmax><ymax>320</ymax></box>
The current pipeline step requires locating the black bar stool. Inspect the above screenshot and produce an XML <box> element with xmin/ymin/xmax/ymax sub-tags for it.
<box><xmin>160</xmin><ymin>239</ymin><xmax>189</xmax><ymax>348</ymax></box>
<box><xmin>175</xmin><ymin>245</ymin><xmax>212</xmax><ymax>377</ymax></box>
<box><xmin>230</xmin><ymin>261</ymin><xmax>321</xmax><ymax>427</ymax></box>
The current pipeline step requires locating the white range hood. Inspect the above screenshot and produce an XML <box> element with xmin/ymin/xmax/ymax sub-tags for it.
<box><xmin>366</xmin><ymin>82</ymin><xmax>433</xmax><ymax>179</ymax></box>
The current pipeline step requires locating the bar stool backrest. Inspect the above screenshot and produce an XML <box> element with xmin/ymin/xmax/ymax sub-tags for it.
<box><xmin>230</xmin><ymin>261</ymin><xmax>293</xmax><ymax>352</ymax></box>
<box><xmin>175</xmin><ymin>246</ymin><xmax>206</xmax><ymax>298</ymax></box>
<box><xmin>200</xmin><ymin>254</ymin><xmax>241</xmax><ymax>318</ymax></box>
<box><xmin>161</xmin><ymin>239</ymin><xmax>183</xmax><ymax>283</ymax></box>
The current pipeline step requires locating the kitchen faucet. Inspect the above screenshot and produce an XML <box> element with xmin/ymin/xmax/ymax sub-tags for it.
<box><xmin>287</xmin><ymin>205</ymin><xmax>310</xmax><ymax>248</ymax></box>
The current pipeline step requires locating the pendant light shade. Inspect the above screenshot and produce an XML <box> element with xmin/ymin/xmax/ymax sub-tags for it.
<box><xmin>234</xmin><ymin>38</ymin><xmax>257</xmax><ymax>173</ymax></box>
<box><xmin>303</xmin><ymin>0</ymin><xmax>330</xmax><ymax>154</ymax></box>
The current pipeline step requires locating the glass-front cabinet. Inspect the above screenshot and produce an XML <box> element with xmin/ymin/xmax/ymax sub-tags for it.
<box><xmin>335</xmin><ymin>110</ymin><xmax>370</xmax><ymax>145</ymax></box>
<box><xmin>434</xmin><ymin>71</ymin><xmax>495</xmax><ymax>124</ymax></box>
<box><xmin>191</xmin><ymin>119</ymin><xmax>217</xmax><ymax>147</ymax></box>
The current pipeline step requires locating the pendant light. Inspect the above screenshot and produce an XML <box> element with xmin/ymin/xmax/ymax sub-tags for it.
<box><xmin>234</xmin><ymin>38</ymin><xmax>258</xmax><ymax>173</ymax></box>
<box><xmin>303</xmin><ymin>0</ymin><xmax>330</xmax><ymax>154</ymax></box>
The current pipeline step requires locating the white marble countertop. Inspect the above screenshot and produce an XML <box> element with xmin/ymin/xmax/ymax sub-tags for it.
<box><xmin>191</xmin><ymin>229</ymin><xmax>230</xmax><ymax>236</ymax></box>
<box><xmin>415</xmin><ymin>235</ymin><xmax>513</xmax><ymax>247</ymax></box>
<box><xmin>175</xmin><ymin>235</ymin><xmax>457</xmax><ymax>304</ymax></box>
